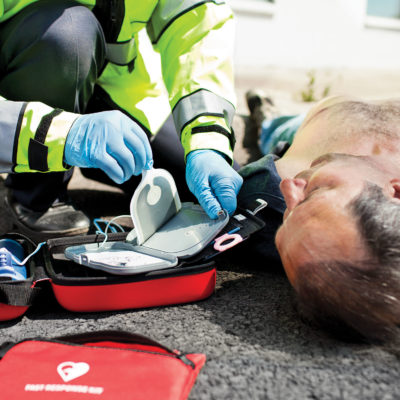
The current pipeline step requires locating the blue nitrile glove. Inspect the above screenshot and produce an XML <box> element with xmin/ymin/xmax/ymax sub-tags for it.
<box><xmin>186</xmin><ymin>149</ymin><xmax>243</xmax><ymax>219</ymax></box>
<box><xmin>64</xmin><ymin>110</ymin><xmax>153</xmax><ymax>184</ymax></box>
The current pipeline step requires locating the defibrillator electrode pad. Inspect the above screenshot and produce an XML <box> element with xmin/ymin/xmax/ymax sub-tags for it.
<box><xmin>130</xmin><ymin>167</ymin><xmax>182</xmax><ymax>245</ymax></box>
<box><xmin>64</xmin><ymin>167</ymin><xmax>229</xmax><ymax>274</ymax></box>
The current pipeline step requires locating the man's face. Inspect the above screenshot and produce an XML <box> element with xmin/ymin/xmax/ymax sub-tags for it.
<box><xmin>275</xmin><ymin>153</ymin><xmax>396</xmax><ymax>286</ymax></box>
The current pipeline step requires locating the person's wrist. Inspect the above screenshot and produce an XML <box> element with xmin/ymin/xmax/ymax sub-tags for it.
<box><xmin>210</xmin><ymin>149</ymin><xmax>230</xmax><ymax>163</ymax></box>
<box><xmin>187</xmin><ymin>149</ymin><xmax>229</xmax><ymax>163</ymax></box>
<box><xmin>64</xmin><ymin>114</ymin><xmax>86</xmax><ymax>167</ymax></box>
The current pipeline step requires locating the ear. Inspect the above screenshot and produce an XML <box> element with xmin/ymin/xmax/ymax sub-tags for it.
<box><xmin>389</xmin><ymin>179</ymin><xmax>400</xmax><ymax>201</ymax></box>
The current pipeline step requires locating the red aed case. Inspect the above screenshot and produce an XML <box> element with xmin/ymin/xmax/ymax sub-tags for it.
<box><xmin>45</xmin><ymin>232</ymin><xmax>217</xmax><ymax>313</ymax></box>
<box><xmin>0</xmin><ymin>330</ymin><xmax>206</xmax><ymax>400</ymax></box>
<box><xmin>0</xmin><ymin>206</ymin><xmax>265</xmax><ymax>321</ymax></box>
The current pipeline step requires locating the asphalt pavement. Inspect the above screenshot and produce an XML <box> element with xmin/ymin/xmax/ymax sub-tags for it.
<box><xmin>1</xmin><ymin>67</ymin><xmax>400</xmax><ymax>399</ymax></box>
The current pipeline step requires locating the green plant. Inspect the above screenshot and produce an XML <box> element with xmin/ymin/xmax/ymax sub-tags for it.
<box><xmin>300</xmin><ymin>70</ymin><xmax>331</xmax><ymax>102</ymax></box>
<box><xmin>301</xmin><ymin>70</ymin><xmax>317</xmax><ymax>102</ymax></box>
<box><xmin>322</xmin><ymin>85</ymin><xmax>331</xmax><ymax>98</ymax></box>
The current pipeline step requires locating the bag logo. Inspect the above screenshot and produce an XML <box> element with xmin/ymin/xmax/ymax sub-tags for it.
<box><xmin>57</xmin><ymin>361</ymin><xmax>90</xmax><ymax>382</ymax></box>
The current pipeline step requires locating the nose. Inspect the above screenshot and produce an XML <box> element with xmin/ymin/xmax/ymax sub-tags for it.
<box><xmin>280</xmin><ymin>178</ymin><xmax>307</xmax><ymax>212</ymax></box>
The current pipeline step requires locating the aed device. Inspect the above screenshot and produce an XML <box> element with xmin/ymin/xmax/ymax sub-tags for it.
<box><xmin>64</xmin><ymin>168</ymin><xmax>229</xmax><ymax>275</ymax></box>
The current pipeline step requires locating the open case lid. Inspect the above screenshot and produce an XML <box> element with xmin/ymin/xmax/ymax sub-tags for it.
<box><xmin>129</xmin><ymin>168</ymin><xmax>229</xmax><ymax>259</ymax></box>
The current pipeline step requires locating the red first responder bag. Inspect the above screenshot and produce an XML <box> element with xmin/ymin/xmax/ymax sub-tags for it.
<box><xmin>0</xmin><ymin>330</ymin><xmax>206</xmax><ymax>400</ymax></box>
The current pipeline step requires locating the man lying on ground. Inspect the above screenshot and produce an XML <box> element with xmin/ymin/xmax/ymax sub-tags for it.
<box><xmin>238</xmin><ymin>94</ymin><xmax>400</xmax><ymax>342</ymax></box>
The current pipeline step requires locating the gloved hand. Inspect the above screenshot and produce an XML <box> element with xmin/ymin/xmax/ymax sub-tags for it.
<box><xmin>64</xmin><ymin>110</ymin><xmax>153</xmax><ymax>184</ymax></box>
<box><xmin>186</xmin><ymin>149</ymin><xmax>243</xmax><ymax>219</ymax></box>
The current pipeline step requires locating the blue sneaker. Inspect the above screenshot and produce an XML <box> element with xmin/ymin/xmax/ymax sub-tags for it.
<box><xmin>0</xmin><ymin>239</ymin><xmax>27</xmax><ymax>281</ymax></box>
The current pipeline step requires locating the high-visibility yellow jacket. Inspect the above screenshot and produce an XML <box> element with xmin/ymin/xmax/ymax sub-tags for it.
<box><xmin>0</xmin><ymin>0</ymin><xmax>236</xmax><ymax>173</ymax></box>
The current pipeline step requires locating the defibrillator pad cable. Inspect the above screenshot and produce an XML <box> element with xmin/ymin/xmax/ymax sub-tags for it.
<box><xmin>9</xmin><ymin>241</ymin><xmax>46</xmax><ymax>266</ymax></box>
<box><xmin>93</xmin><ymin>215</ymin><xmax>131</xmax><ymax>249</ymax></box>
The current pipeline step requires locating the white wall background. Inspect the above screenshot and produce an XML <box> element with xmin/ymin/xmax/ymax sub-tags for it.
<box><xmin>230</xmin><ymin>0</ymin><xmax>400</xmax><ymax>69</ymax></box>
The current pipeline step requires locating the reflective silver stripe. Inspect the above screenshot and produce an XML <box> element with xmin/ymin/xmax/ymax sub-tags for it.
<box><xmin>172</xmin><ymin>89</ymin><xmax>235</xmax><ymax>134</ymax></box>
<box><xmin>0</xmin><ymin>101</ymin><xmax>25</xmax><ymax>173</ymax></box>
<box><xmin>106</xmin><ymin>38</ymin><xmax>136</xmax><ymax>65</ymax></box>
<box><xmin>149</xmin><ymin>0</ymin><xmax>226</xmax><ymax>42</ymax></box>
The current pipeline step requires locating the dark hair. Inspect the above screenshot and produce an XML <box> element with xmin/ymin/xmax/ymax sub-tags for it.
<box><xmin>295</xmin><ymin>183</ymin><xmax>400</xmax><ymax>342</ymax></box>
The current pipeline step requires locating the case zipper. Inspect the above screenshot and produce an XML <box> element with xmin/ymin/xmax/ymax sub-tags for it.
<box><xmin>0</xmin><ymin>331</ymin><xmax>195</xmax><ymax>369</ymax></box>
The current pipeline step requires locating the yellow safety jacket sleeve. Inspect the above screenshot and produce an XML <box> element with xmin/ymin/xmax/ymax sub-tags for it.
<box><xmin>0</xmin><ymin>96</ymin><xmax>78</xmax><ymax>173</ymax></box>
<box><xmin>148</xmin><ymin>1</ymin><xmax>237</xmax><ymax>163</ymax></box>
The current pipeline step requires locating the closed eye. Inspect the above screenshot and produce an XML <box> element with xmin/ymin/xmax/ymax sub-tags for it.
<box><xmin>297</xmin><ymin>186</ymin><xmax>321</xmax><ymax>206</ymax></box>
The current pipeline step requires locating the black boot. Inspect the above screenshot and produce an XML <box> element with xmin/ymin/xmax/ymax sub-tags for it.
<box><xmin>4</xmin><ymin>190</ymin><xmax>90</xmax><ymax>242</ymax></box>
<box><xmin>243</xmin><ymin>90</ymin><xmax>278</xmax><ymax>149</ymax></box>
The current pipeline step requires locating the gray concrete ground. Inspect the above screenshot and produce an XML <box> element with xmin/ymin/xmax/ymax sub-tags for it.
<box><xmin>2</xmin><ymin>67</ymin><xmax>400</xmax><ymax>399</ymax></box>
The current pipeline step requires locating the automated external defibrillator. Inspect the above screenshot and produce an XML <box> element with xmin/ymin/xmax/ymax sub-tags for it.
<box><xmin>64</xmin><ymin>167</ymin><xmax>230</xmax><ymax>274</ymax></box>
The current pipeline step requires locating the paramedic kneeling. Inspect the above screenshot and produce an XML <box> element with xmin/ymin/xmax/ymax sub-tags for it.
<box><xmin>0</xmin><ymin>1</ymin><xmax>242</xmax><ymax>240</ymax></box>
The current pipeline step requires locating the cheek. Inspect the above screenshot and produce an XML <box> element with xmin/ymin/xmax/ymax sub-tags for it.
<box><xmin>282</xmin><ymin>208</ymin><xmax>290</xmax><ymax>221</ymax></box>
<box><xmin>274</xmin><ymin>225</ymin><xmax>300</xmax><ymax>286</ymax></box>
<box><xmin>277</xmin><ymin>245</ymin><xmax>298</xmax><ymax>287</ymax></box>
<box><xmin>274</xmin><ymin>226</ymin><xmax>284</xmax><ymax>251</ymax></box>
<box><xmin>275</xmin><ymin>219</ymin><xmax>324</xmax><ymax>287</ymax></box>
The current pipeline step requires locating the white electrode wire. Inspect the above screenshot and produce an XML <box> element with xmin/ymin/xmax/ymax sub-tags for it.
<box><xmin>8</xmin><ymin>241</ymin><xmax>46</xmax><ymax>266</ymax></box>
<box><xmin>97</xmin><ymin>215</ymin><xmax>132</xmax><ymax>249</ymax></box>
